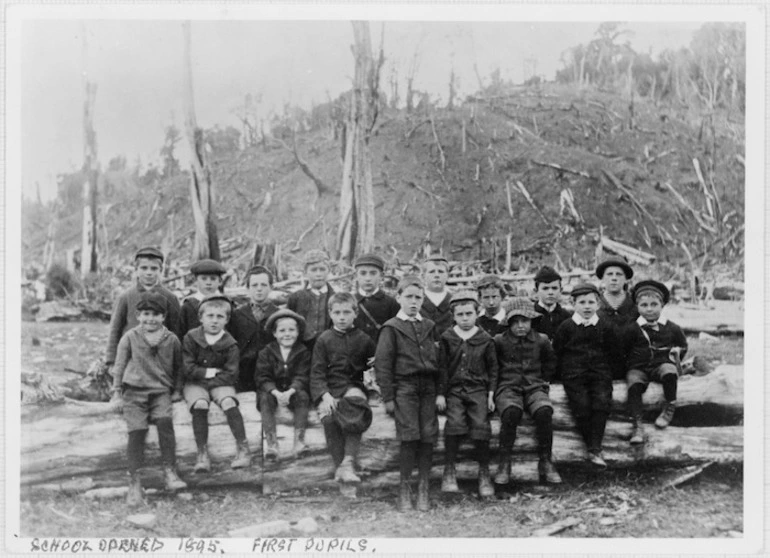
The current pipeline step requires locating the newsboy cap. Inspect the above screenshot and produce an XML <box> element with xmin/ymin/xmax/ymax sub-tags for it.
<box><xmin>450</xmin><ymin>290</ymin><xmax>478</xmax><ymax>305</ymax></box>
<box><xmin>354</xmin><ymin>253</ymin><xmax>385</xmax><ymax>271</ymax></box>
<box><xmin>631</xmin><ymin>279</ymin><xmax>670</xmax><ymax>305</ymax></box>
<box><xmin>570</xmin><ymin>282</ymin><xmax>601</xmax><ymax>298</ymax></box>
<box><xmin>190</xmin><ymin>259</ymin><xmax>227</xmax><ymax>276</ymax></box>
<box><xmin>134</xmin><ymin>246</ymin><xmax>164</xmax><ymax>263</ymax></box>
<box><xmin>136</xmin><ymin>291</ymin><xmax>167</xmax><ymax>314</ymax></box>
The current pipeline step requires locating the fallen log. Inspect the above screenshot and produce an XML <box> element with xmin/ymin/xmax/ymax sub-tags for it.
<box><xmin>21</xmin><ymin>366</ymin><xmax>743</xmax><ymax>489</ymax></box>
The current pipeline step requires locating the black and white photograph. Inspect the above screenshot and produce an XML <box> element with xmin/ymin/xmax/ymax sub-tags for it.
<box><xmin>5</xmin><ymin>2</ymin><xmax>765</xmax><ymax>554</ymax></box>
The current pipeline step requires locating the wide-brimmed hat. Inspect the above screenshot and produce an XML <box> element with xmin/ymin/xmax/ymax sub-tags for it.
<box><xmin>264</xmin><ymin>308</ymin><xmax>306</xmax><ymax>336</ymax></box>
<box><xmin>596</xmin><ymin>256</ymin><xmax>634</xmax><ymax>279</ymax></box>
<box><xmin>505</xmin><ymin>297</ymin><xmax>539</xmax><ymax>321</ymax></box>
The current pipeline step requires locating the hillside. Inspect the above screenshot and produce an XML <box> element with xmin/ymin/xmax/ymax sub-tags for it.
<box><xmin>22</xmin><ymin>83</ymin><xmax>745</xmax><ymax>281</ymax></box>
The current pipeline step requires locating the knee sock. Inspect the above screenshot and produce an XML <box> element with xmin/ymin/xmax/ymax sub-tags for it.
<box><xmin>418</xmin><ymin>443</ymin><xmax>433</xmax><ymax>482</ymax></box>
<box><xmin>575</xmin><ymin>416</ymin><xmax>592</xmax><ymax>449</ymax></box>
<box><xmin>661</xmin><ymin>375</ymin><xmax>678</xmax><ymax>402</ymax></box>
<box><xmin>192</xmin><ymin>409</ymin><xmax>209</xmax><ymax>448</ymax></box>
<box><xmin>474</xmin><ymin>439</ymin><xmax>490</xmax><ymax>468</ymax></box>
<box><xmin>156</xmin><ymin>418</ymin><xmax>177</xmax><ymax>467</ymax></box>
<box><xmin>322</xmin><ymin>418</ymin><xmax>345</xmax><ymax>466</ymax></box>
<box><xmin>533</xmin><ymin>407</ymin><xmax>554</xmax><ymax>459</ymax></box>
<box><xmin>499</xmin><ymin>407</ymin><xmax>523</xmax><ymax>454</ymax></box>
<box><xmin>224</xmin><ymin>407</ymin><xmax>247</xmax><ymax>444</ymax></box>
<box><xmin>344</xmin><ymin>432</ymin><xmax>362</xmax><ymax>461</ymax></box>
<box><xmin>627</xmin><ymin>384</ymin><xmax>646</xmax><ymax>418</ymax></box>
<box><xmin>589</xmin><ymin>411</ymin><xmax>609</xmax><ymax>453</ymax></box>
<box><xmin>399</xmin><ymin>441</ymin><xmax>419</xmax><ymax>482</ymax></box>
<box><xmin>127</xmin><ymin>429</ymin><xmax>148</xmax><ymax>475</ymax></box>
<box><xmin>445</xmin><ymin>435</ymin><xmax>460</xmax><ymax>467</ymax></box>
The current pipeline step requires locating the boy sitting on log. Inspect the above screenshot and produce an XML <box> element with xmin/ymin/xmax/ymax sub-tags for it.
<box><xmin>109</xmin><ymin>291</ymin><xmax>187</xmax><ymax>506</ymax></box>
<box><xmin>436</xmin><ymin>291</ymin><xmax>498</xmax><ymax>498</ymax></box>
<box><xmin>311</xmin><ymin>292</ymin><xmax>376</xmax><ymax>484</ymax></box>
<box><xmin>182</xmin><ymin>294</ymin><xmax>250</xmax><ymax>472</ymax></box>
<box><xmin>493</xmin><ymin>297</ymin><xmax>561</xmax><ymax>486</ymax></box>
<box><xmin>476</xmin><ymin>274</ymin><xmax>508</xmax><ymax>336</ymax></box>
<box><xmin>255</xmin><ymin>309</ymin><xmax>311</xmax><ymax>460</ymax></box>
<box><xmin>179</xmin><ymin>259</ymin><xmax>227</xmax><ymax>336</ymax></box>
<box><xmin>626</xmin><ymin>280</ymin><xmax>688</xmax><ymax>444</ymax></box>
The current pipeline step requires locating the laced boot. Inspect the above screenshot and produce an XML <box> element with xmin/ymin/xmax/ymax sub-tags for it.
<box><xmin>334</xmin><ymin>456</ymin><xmax>361</xmax><ymax>483</ymax></box>
<box><xmin>494</xmin><ymin>454</ymin><xmax>511</xmax><ymax>485</ymax></box>
<box><xmin>538</xmin><ymin>456</ymin><xmax>563</xmax><ymax>485</ymax></box>
<box><xmin>629</xmin><ymin>417</ymin><xmax>646</xmax><ymax>445</ymax></box>
<box><xmin>163</xmin><ymin>466</ymin><xmax>188</xmax><ymax>491</ymax></box>
<box><xmin>398</xmin><ymin>481</ymin><xmax>413</xmax><ymax>512</ymax></box>
<box><xmin>478</xmin><ymin>466</ymin><xmax>495</xmax><ymax>498</ymax></box>
<box><xmin>194</xmin><ymin>445</ymin><xmax>211</xmax><ymax>473</ymax></box>
<box><xmin>416</xmin><ymin>477</ymin><xmax>430</xmax><ymax>512</ymax></box>
<box><xmin>264</xmin><ymin>433</ymin><xmax>279</xmax><ymax>461</ymax></box>
<box><xmin>441</xmin><ymin>463</ymin><xmax>460</xmax><ymax>493</ymax></box>
<box><xmin>293</xmin><ymin>428</ymin><xmax>309</xmax><ymax>458</ymax></box>
<box><xmin>126</xmin><ymin>474</ymin><xmax>144</xmax><ymax>507</ymax></box>
<box><xmin>231</xmin><ymin>441</ymin><xmax>251</xmax><ymax>469</ymax></box>
<box><xmin>655</xmin><ymin>401</ymin><xmax>676</xmax><ymax>429</ymax></box>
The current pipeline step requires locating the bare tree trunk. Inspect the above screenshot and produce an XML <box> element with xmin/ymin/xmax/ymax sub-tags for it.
<box><xmin>182</xmin><ymin>21</ymin><xmax>220</xmax><ymax>261</ymax></box>
<box><xmin>447</xmin><ymin>66</ymin><xmax>456</xmax><ymax>110</ymax></box>
<box><xmin>81</xmin><ymin>26</ymin><xmax>98</xmax><ymax>276</ymax></box>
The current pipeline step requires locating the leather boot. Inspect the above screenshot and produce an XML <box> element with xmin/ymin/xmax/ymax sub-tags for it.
<box><xmin>264</xmin><ymin>433</ymin><xmax>279</xmax><ymax>461</ymax></box>
<box><xmin>478</xmin><ymin>466</ymin><xmax>494</xmax><ymax>498</ymax></box>
<box><xmin>194</xmin><ymin>445</ymin><xmax>211</xmax><ymax>473</ymax></box>
<box><xmin>231</xmin><ymin>440</ymin><xmax>251</xmax><ymax>469</ymax></box>
<box><xmin>630</xmin><ymin>417</ymin><xmax>645</xmax><ymax>445</ymax></box>
<box><xmin>293</xmin><ymin>428</ymin><xmax>309</xmax><ymax>458</ymax></box>
<box><xmin>494</xmin><ymin>455</ymin><xmax>511</xmax><ymax>485</ymax></box>
<box><xmin>398</xmin><ymin>481</ymin><xmax>413</xmax><ymax>512</ymax></box>
<box><xmin>334</xmin><ymin>456</ymin><xmax>361</xmax><ymax>483</ymax></box>
<box><xmin>538</xmin><ymin>457</ymin><xmax>563</xmax><ymax>484</ymax></box>
<box><xmin>126</xmin><ymin>474</ymin><xmax>144</xmax><ymax>507</ymax></box>
<box><xmin>163</xmin><ymin>466</ymin><xmax>187</xmax><ymax>491</ymax></box>
<box><xmin>416</xmin><ymin>478</ymin><xmax>430</xmax><ymax>512</ymax></box>
<box><xmin>655</xmin><ymin>401</ymin><xmax>676</xmax><ymax>429</ymax></box>
<box><xmin>441</xmin><ymin>463</ymin><xmax>460</xmax><ymax>493</ymax></box>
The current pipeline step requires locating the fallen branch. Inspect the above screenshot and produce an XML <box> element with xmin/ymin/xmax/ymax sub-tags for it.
<box><xmin>505</xmin><ymin>180</ymin><xmax>514</xmax><ymax>218</ymax></box>
<box><xmin>290</xmin><ymin>216</ymin><xmax>323</xmax><ymax>253</ymax></box>
<box><xmin>662</xmin><ymin>181</ymin><xmax>717</xmax><ymax>234</ymax></box>
<box><xmin>532</xmin><ymin>517</ymin><xmax>581</xmax><ymax>537</ymax></box>
<box><xmin>600</xmin><ymin>236</ymin><xmax>656</xmax><ymax>266</ymax></box>
<box><xmin>532</xmin><ymin>160</ymin><xmax>592</xmax><ymax>179</ymax></box>
<box><xmin>405</xmin><ymin>180</ymin><xmax>443</xmax><ymax>201</ymax></box>
<box><xmin>602</xmin><ymin>170</ymin><xmax>667</xmax><ymax>242</ymax></box>
<box><xmin>404</xmin><ymin>118</ymin><xmax>429</xmax><ymax>140</ymax></box>
<box><xmin>277</xmin><ymin>134</ymin><xmax>333</xmax><ymax>197</ymax></box>
<box><xmin>692</xmin><ymin>158</ymin><xmax>716</xmax><ymax>221</ymax></box>
<box><xmin>428</xmin><ymin>116</ymin><xmax>446</xmax><ymax>171</ymax></box>
<box><xmin>663</xmin><ymin>462</ymin><xmax>713</xmax><ymax>488</ymax></box>
<box><xmin>515</xmin><ymin>180</ymin><xmax>550</xmax><ymax>225</ymax></box>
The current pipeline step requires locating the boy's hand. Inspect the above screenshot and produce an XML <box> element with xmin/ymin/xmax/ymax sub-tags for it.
<box><xmin>109</xmin><ymin>391</ymin><xmax>124</xmax><ymax>414</ymax></box>
<box><xmin>171</xmin><ymin>390</ymin><xmax>183</xmax><ymax>403</ymax></box>
<box><xmin>366</xmin><ymin>357</ymin><xmax>375</xmax><ymax>367</ymax></box>
<box><xmin>280</xmin><ymin>388</ymin><xmax>296</xmax><ymax>406</ymax></box>
<box><xmin>205</xmin><ymin>367</ymin><xmax>219</xmax><ymax>379</ymax></box>
<box><xmin>384</xmin><ymin>400</ymin><xmax>395</xmax><ymax>416</ymax></box>
<box><xmin>435</xmin><ymin>395</ymin><xmax>446</xmax><ymax>412</ymax></box>
<box><xmin>318</xmin><ymin>392</ymin><xmax>337</xmax><ymax>417</ymax></box>
<box><xmin>487</xmin><ymin>392</ymin><xmax>495</xmax><ymax>413</ymax></box>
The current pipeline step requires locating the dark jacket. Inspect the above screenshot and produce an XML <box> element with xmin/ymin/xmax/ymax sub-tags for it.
<box><xmin>112</xmin><ymin>326</ymin><xmax>183</xmax><ymax>393</ymax></box>
<box><xmin>438</xmin><ymin>327</ymin><xmax>499</xmax><ymax>396</ymax></box>
<box><xmin>310</xmin><ymin>327</ymin><xmax>376</xmax><ymax>402</ymax></box>
<box><xmin>420</xmin><ymin>293</ymin><xmax>453</xmax><ymax>336</ymax></box>
<box><xmin>375</xmin><ymin>317</ymin><xmax>439</xmax><ymax>403</ymax></box>
<box><xmin>552</xmin><ymin>316</ymin><xmax>623</xmax><ymax>380</ymax></box>
<box><xmin>255</xmin><ymin>340</ymin><xmax>311</xmax><ymax>394</ymax></box>
<box><xmin>532</xmin><ymin>301</ymin><xmax>572</xmax><ymax>341</ymax></box>
<box><xmin>229</xmin><ymin>301</ymin><xmax>280</xmax><ymax>366</ymax></box>
<box><xmin>494</xmin><ymin>329</ymin><xmax>556</xmax><ymax>393</ymax></box>
<box><xmin>597</xmin><ymin>293</ymin><xmax>639</xmax><ymax>329</ymax></box>
<box><xmin>182</xmin><ymin>327</ymin><xmax>240</xmax><ymax>389</ymax></box>
<box><xmin>287</xmin><ymin>284</ymin><xmax>335</xmax><ymax>342</ymax></box>
<box><xmin>354</xmin><ymin>290</ymin><xmax>400</xmax><ymax>342</ymax></box>
<box><xmin>626</xmin><ymin>319</ymin><xmax>688</xmax><ymax>372</ymax></box>
<box><xmin>477</xmin><ymin>314</ymin><xmax>507</xmax><ymax>337</ymax></box>
<box><xmin>105</xmin><ymin>282</ymin><xmax>181</xmax><ymax>364</ymax></box>
<box><xmin>179</xmin><ymin>295</ymin><xmax>202</xmax><ymax>336</ymax></box>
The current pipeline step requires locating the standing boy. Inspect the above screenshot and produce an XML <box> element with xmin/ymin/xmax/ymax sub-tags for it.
<box><xmin>553</xmin><ymin>283</ymin><xmax>622</xmax><ymax>468</ymax></box>
<box><xmin>109</xmin><ymin>292</ymin><xmax>187</xmax><ymax>505</ymax></box>
<box><xmin>476</xmin><ymin>274</ymin><xmax>508</xmax><ymax>336</ymax></box>
<box><xmin>287</xmin><ymin>249</ymin><xmax>336</xmax><ymax>351</ymax></box>
<box><xmin>179</xmin><ymin>259</ymin><xmax>227</xmax><ymax>335</ymax></box>
<box><xmin>420</xmin><ymin>254</ymin><xmax>453</xmax><ymax>336</ymax></box>
<box><xmin>376</xmin><ymin>275</ymin><xmax>440</xmax><ymax>512</ymax></box>
<box><xmin>311</xmin><ymin>292</ymin><xmax>376</xmax><ymax>483</ymax></box>
<box><xmin>229</xmin><ymin>265</ymin><xmax>280</xmax><ymax>392</ymax></box>
<box><xmin>105</xmin><ymin>247</ymin><xmax>181</xmax><ymax>372</ymax></box>
<box><xmin>493</xmin><ymin>297</ymin><xmax>561</xmax><ymax>485</ymax></box>
<box><xmin>182</xmin><ymin>294</ymin><xmax>250</xmax><ymax>472</ymax></box>
<box><xmin>256</xmin><ymin>309</ymin><xmax>311</xmax><ymax>459</ymax></box>
<box><xmin>353</xmin><ymin>253</ymin><xmax>400</xmax><ymax>342</ymax></box>
<box><xmin>531</xmin><ymin>266</ymin><xmax>571</xmax><ymax>342</ymax></box>
<box><xmin>596</xmin><ymin>255</ymin><xmax>637</xmax><ymax>329</ymax></box>
<box><xmin>437</xmin><ymin>291</ymin><xmax>498</xmax><ymax>498</ymax></box>
<box><xmin>626</xmin><ymin>280</ymin><xmax>688</xmax><ymax>444</ymax></box>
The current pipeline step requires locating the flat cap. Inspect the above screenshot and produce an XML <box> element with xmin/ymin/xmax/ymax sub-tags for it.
<box><xmin>190</xmin><ymin>259</ymin><xmax>226</xmax><ymax>276</ymax></box>
<box><xmin>199</xmin><ymin>293</ymin><xmax>231</xmax><ymax>306</ymax></box>
<box><xmin>570</xmin><ymin>282</ymin><xmax>601</xmax><ymax>298</ymax></box>
<box><xmin>264</xmin><ymin>308</ymin><xmax>306</xmax><ymax>336</ymax></box>
<box><xmin>450</xmin><ymin>290</ymin><xmax>478</xmax><ymax>305</ymax></box>
<box><xmin>425</xmin><ymin>254</ymin><xmax>449</xmax><ymax>266</ymax></box>
<box><xmin>505</xmin><ymin>297</ymin><xmax>539</xmax><ymax>321</ymax></box>
<box><xmin>534</xmin><ymin>265</ymin><xmax>562</xmax><ymax>284</ymax></box>
<box><xmin>134</xmin><ymin>246</ymin><xmax>164</xmax><ymax>262</ymax></box>
<box><xmin>354</xmin><ymin>253</ymin><xmax>385</xmax><ymax>271</ymax></box>
<box><xmin>303</xmin><ymin>249</ymin><xmax>330</xmax><ymax>267</ymax></box>
<box><xmin>631</xmin><ymin>279</ymin><xmax>670</xmax><ymax>305</ymax></box>
<box><xmin>476</xmin><ymin>274</ymin><xmax>504</xmax><ymax>291</ymax></box>
<box><xmin>596</xmin><ymin>255</ymin><xmax>634</xmax><ymax>279</ymax></box>
<box><xmin>136</xmin><ymin>291</ymin><xmax>167</xmax><ymax>314</ymax></box>
<box><xmin>397</xmin><ymin>274</ymin><xmax>424</xmax><ymax>292</ymax></box>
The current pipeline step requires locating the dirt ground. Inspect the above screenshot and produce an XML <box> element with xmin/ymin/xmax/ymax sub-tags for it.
<box><xmin>17</xmin><ymin>320</ymin><xmax>744</xmax><ymax>538</ymax></box>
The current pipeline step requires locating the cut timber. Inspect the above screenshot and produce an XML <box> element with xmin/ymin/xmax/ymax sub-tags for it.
<box><xmin>600</xmin><ymin>236</ymin><xmax>656</xmax><ymax>266</ymax></box>
<box><xmin>21</xmin><ymin>366</ymin><xmax>742</xmax><ymax>489</ymax></box>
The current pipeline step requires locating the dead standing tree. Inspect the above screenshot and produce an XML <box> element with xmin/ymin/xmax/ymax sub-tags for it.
<box><xmin>182</xmin><ymin>22</ymin><xmax>221</xmax><ymax>261</ymax></box>
<box><xmin>81</xmin><ymin>26</ymin><xmax>98</xmax><ymax>275</ymax></box>
<box><xmin>336</xmin><ymin>21</ymin><xmax>383</xmax><ymax>263</ymax></box>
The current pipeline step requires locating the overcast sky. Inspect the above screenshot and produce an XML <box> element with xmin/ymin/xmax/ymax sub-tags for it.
<box><xmin>19</xmin><ymin>18</ymin><xmax>710</xmax><ymax>201</ymax></box>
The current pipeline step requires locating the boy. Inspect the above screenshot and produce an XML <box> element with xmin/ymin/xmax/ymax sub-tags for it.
<box><xmin>596</xmin><ymin>255</ymin><xmax>638</xmax><ymax>329</ymax></box>
<box><xmin>179</xmin><ymin>259</ymin><xmax>227</xmax><ymax>335</ymax></box>
<box><xmin>353</xmin><ymin>253</ymin><xmax>400</xmax><ymax>342</ymax></box>
<box><xmin>255</xmin><ymin>309</ymin><xmax>311</xmax><ymax>459</ymax></box>
<box><xmin>531</xmin><ymin>266</ymin><xmax>571</xmax><ymax>342</ymax></box>
<box><xmin>182</xmin><ymin>294</ymin><xmax>250</xmax><ymax>472</ymax></box>
<box><xmin>420</xmin><ymin>254</ymin><xmax>453</xmax><ymax>336</ymax></box>
<box><xmin>109</xmin><ymin>291</ymin><xmax>187</xmax><ymax>506</ymax></box>
<box><xmin>553</xmin><ymin>282</ymin><xmax>622</xmax><ymax>468</ymax></box>
<box><xmin>436</xmin><ymin>291</ymin><xmax>498</xmax><ymax>498</ymax></box>
<box><xmin>626</xmin><ymin>280</ymin><xmax>688</xmax><ymax>444</ymax></box>
<box><xmin>229</xmin><ymin>265</ymin><xmax>280</xmax><ymax>392</ymax></box>
<box><xmin>287</xmin><ymin>249</ymin><xmax>336</xmax><ymax>351</ymax></box>
<box><xmin>311</xmin><ymin>292</ymin><xmax>376</xmax><ymax>483</ymax></box>
<box><xmin>105</xmin><ymin>247</ymin><xmax>181</xmax><ymax>372</ymax></box>
<box><xmin>376</xmin><ymin>275</ymin><xmax>440</xmax><ymax>512</ymax></box>
<box><xmin>476</xmin><ymin>274</ymin><xmax>508</xmax><ymax>336</ymax></box>
<box><xmin>493</xmin><ymin>297</ymin><xmax>561</xmax><ymax>485</ymax></box>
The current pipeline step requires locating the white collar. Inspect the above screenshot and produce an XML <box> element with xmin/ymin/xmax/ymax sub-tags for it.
<box><xmin>454</xmin><ymin>325</ymin><xmax>478</xmax><ymax>340</ymax></box>
<box><xmin>191</xmin><ymin>291</ymin><xmax>205</xmax><ymax>301</ymax></box>
<box><xmin>488</xmin><ymin>308</ymin><xmax>506</xmax><ymax>323</ymax></box>
<box><xmin>358</xmin><ymin>287</ymin><xmax>379</xmax><ymax>297</ymax></box>
<box><xmin>309</xmin><ymin>284</ymin><xmax>328</xmax><ymax>295</ymax></box>
<box><xmin>279</xmin><ymin>345</ymin><xmax>292</xmax><ymax>360</ymax></box>
<box><xmin>424</xmin><ymin>289</ymin><xmax>449</xmax><ymax>305</ymax></box>
<box><xmin>636</xmin><ymin>316</ymin><xmax>668</xmax><ymax>327</ymax></box>
<box><xmin>204</xmin><ymin>330</ymin><xmax>226</xmax><ymax>345</ymax></box>
<box><xmin>397</xmin><ymin>310</ymin><xmax>422</xmax><ymax>322</ymax></box>
<box><xmin>572</xmin><ymin>313</ymin><xmax>599</xmax><ymax>327</ymax></box>
<box><xmin>538</xmin><ymin>301</ymin><xmax>557</xmax><ymax>313</ymax></box>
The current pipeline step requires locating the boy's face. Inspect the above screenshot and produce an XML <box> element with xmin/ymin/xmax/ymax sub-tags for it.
<box><xmin>479</xmin><ymin>287</ymin><xmax>502</xmax><ymax>315</ymax></box>
<box><xmin>637</xmin><ymin>294</ymin><xmax>663</xmax><ymax>322</ymax></box>
<box><xmin>602</xmin><ymin>266</ymin><xmax>628</xmax><ymax>295</ymax></box>
<box><xmin>137</xmin><ymin>309</ymin><xmax>164</xmax><ymax>332</ymax></box>
<box><xmin>509</xmin><ymin>316</ymin><xmax>532</xmax><ymax>338</ymax></box>
<box><xmin>453</xmin><ymin>302</ymin><xmax>478</xmax><ymax>331</ymax></box>
<box><xmin>397</xmin><ymin>285</ymin><xmax>424</xmax><ymax>317</ymax></box>
<box><xmin>195</xmin><ymin>273</ymin><xmax>223</xmax><ymax>296</ymax></box>
<box><xmin>248</xmin><ymin>272</ymin><xmax>272</xmax><ymax>303</ymax></box>
<box><xmin>573</xmin><ymin>293</ymin><xmax>599</xmax><ymax>320</ymax></box>
<box><xmin>135</xmin><ymin>257</ymin><xmax>162</xmax><ymax>288</ymax></box>
<box><xmin>535</xmin><ymin>280</ymin><xmax>561</xmax><ymax>307</ymax></box>
<box><xmin>329</xmin><ymin>302</ymin><xmax>357</xmax><ymax>331</ymax></box>
<box><xmin>424</xmin><ymin>262</ymin><xmax>448</xmax><ymax>292</ymax></box>
<box><xmin>306</xmin><ymin>263</ymin><xmax>330</xmax><ymax>290</ymax></box>
<box><xmin>356</xmin><ymin>265</ymin><xmax>382</xmax><ymax>294</ymax></box>
<box><xmin>273</xmin><ymin>317</ymin><xmax>299</xmax><ymax>349</ymax></box>
<box><xmin>200</xmin><ymin>305</ymin><xmax>229</xmax><ymax>335</ymax></box>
